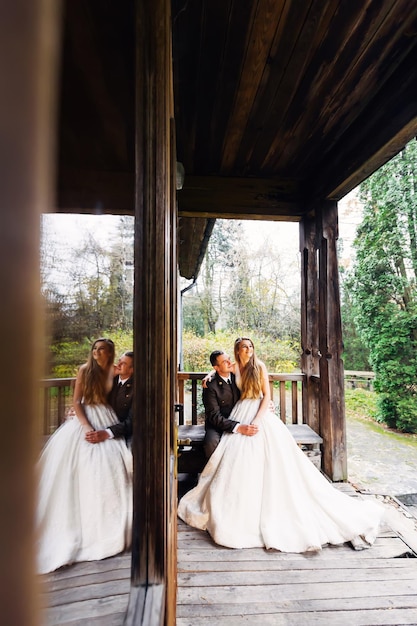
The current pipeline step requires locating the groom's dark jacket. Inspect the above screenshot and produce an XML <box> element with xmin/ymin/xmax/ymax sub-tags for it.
<box><xmin>203</xmin><ymin>372</ymin><xmax>240</xmax><ymax>433</ymax></box>
<box><xmin>108</xmin><ymin>375</ymin><xmax>133</xmax><ymax>440</ymax></box>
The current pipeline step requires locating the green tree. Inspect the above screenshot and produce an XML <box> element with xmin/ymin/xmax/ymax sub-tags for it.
<box><xmin>103</xmin><ymin>217</ymin><xmax>134</xmax><ymax>330</ymax></box>
<box><xmin>227</xmin><ymin>235</ymin><xmax>300</xmax><ymax>340</ymax></box>
<box><xmin>183</xmin><ymin>220</ymin><xmax>301</xmax><ymax>340</ymax></box>
<box><xmin>190</xmin><ymin>220</ymin><xmax>242</xmax><ymax>334</ymax></box>
<box><xmin>339</xmin><ymin>264</ymin><xmax>371</xmax><ymax>371</ymax></box>
<box><xmin>348</xmin><ymin>139</ymin><xmax>417</xmax><ymax>431</ymax></box>
<box><xmin>68</xmin><ymin>234</ymin><xmax>111</xmax><ymax>335</ymax></box>
<box><xmin>41</xmin><ymin>216</ymin><xmax>134</xmax><ymax>346</ymax></box>
<box><xmin>182</xmin><ymin>291</ymin><xmax>205</xmax><ymax>336</ymax></box>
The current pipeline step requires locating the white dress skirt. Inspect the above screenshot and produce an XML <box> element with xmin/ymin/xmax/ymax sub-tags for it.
<box><xmin>178</xmin><ymin>396</ymin><xmax>384</xmax><ymax>552</ymax></box>
<box><xmin>37</xmin><ymin>404</ymin><xmax>133</xmax><ymax>574</ymax></box>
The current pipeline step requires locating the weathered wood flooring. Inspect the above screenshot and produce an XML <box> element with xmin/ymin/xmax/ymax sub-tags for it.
<box><xmin>177</xmin><ymin>485</ymin><xmax>417</xmax><ymax>625</ymax></box>
<box><xmin>39</xmin><ymin>553</ymin><xmax>131</xmax><ymax>625</ymax></box>
<box><xmin>40</xmin><ymin>485</ymin><xmax>417</xmax><ymax>625</ymax></box>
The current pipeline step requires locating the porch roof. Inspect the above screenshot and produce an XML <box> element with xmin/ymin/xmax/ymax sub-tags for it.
<box><xmin>56</xmin><ymin>1</ymin><xmax>417</xmax><ymax>278</ymax></box>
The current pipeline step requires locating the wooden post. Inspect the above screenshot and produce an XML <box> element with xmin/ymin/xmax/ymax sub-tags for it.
<box><xmin>300</xmin><ymin>216</ymin><xmax>320</xmax><ymax>434</ymax></box>
<box><xmin>0</xmin><ymin>2</ymin><xmax>61</xmax><ymax>625</ymax></box>
<box><xmin>126</xmin><ymin>0</ymin><xmax>177</xmax><ymax>624</ymax></box>
<box><xmin>317</xmin><ymin>201</ymin><xmax>347</xmax><ymax>481</ymax></box>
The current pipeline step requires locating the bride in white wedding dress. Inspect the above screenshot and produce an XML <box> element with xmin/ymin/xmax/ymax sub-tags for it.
<box><xmin>178</xmin><ymin>337</ymin><xmax>384</xmax><ymax>552</ymax></box>
<box><xmin>37</xmin><ymin>338</ymin><xmax>133</xmax><ymax>574</ymax></box>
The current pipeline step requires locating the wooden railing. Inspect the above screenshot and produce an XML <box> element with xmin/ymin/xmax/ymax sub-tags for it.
<box><xmin>39</xmin><ymin>377</ymin><xmax>74</xmax><ymax>435</ymax></box>
<box><xmin>344</xmin><ymin>370</ymin><xmax>374</xmax><ymax>390</ymax></box>
<box><xmin>39</xmin><ymin>372</ymin><xmax>305</xmax><ymax>435</ymax></box>
<box><xmin>40</xmin><ymin>370</ymin><xmax>373</xmax><ymax>436</ymax></box>
<box><xmin>177</xmin><ymin>372</ymin><xmax>305</xmax><ymax>426</ymax></box>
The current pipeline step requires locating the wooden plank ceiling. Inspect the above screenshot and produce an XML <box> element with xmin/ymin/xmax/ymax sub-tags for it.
<box><xmin>56</xmin><ymin>0</ymin><xmax>417</xmax><ymax>279</ymax></box>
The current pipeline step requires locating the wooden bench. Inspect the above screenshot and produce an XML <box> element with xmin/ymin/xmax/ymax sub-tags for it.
<box><xmin>177</xmin><ymin>424</ymin><xmax>206</xmax><ymax>475</ymax></box>
<box><xmin>287</xmin><ymin>423</ymin><xmax>323</xmax><ymax>469</ymax></box>
<box><xmin>177</xmin><ymin>422</ymin><xmax>323</xmax><ymax>475</ymax></box>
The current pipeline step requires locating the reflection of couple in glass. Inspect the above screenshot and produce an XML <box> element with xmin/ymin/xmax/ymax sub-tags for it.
<box><xmin>179</xmin><ymin>337</ymin><xmax>384</xmax><ymax>552</ymax></box>
<box><xmin>37</xmin><ymin>338</ymin><xmax>133</xmax><ymax>574</ymax></box>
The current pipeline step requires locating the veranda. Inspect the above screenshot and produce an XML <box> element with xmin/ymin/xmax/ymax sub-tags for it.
<box><xmin>4</xmin><ymin>2</ymin><xmax>417</xmax><ymax>625</ymax></box>
<box><xmin>38</xmin><ymin>374</ymin><xmax>417</xmax><ymax>624</ymax></box>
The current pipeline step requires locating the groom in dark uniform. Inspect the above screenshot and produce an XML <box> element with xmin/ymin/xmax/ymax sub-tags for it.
<box><xmin>203</xmin><ymin>350</ymin><xmax>258</xmax><ymax>458</ymax></box>
<box><xmin>85</xmin><ymin>351</ymin><xmax>134</xmax><ymax>444</ymax></box>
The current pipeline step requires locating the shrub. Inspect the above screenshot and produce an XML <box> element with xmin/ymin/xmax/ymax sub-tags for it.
<box><xmin>376</xmin><ymin>393</ymin><xmax>417</xmax><ymax>433</ymax></box>
<box><xmin>49</xmin><ymin>329</ymin><xmax>300</xmax><ymax>379</ymax></box>
<box><xmin>48</xmin><ymin>330</ymin><xmax>133</xmax><ymax>377</ymax></box>
<box><xmin>181</xmin><ymin>330</ymin><xmax>300</xmax><ymax>373</ymax></box>
<box><xmin>345</xmin><ymin>388</ymin><xmax>377</xmax><ymax>420</ymax></box>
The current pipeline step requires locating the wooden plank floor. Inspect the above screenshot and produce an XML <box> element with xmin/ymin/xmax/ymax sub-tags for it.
<box><xmin>177</xmin><ymin>485</ymin><xmax>417</xmax><ymax>626</ymax></box>
<box><xmin>40</xmin><ymin>485</ymin><xmax>417</xmax><ymax>626</ymax></box>
<box><xmin>39</xmin><ymin>553</ymin><xmax>131</xmax><ymax>626</ymax></box>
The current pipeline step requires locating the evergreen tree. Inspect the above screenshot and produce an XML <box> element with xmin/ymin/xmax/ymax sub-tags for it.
<box><xmin>340</xmin><ymin>281</ymin><xmax>371</xmax><ymax>371</ymax></box>
<box><xmin>348</xmin><ymin>139</ymin><xmax>417</xmax><ymax>431</ymax></box>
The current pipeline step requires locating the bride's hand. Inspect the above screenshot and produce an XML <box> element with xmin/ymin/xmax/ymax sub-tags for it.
<box><xmin>86</xmin><ymin>429</ymin><xmax>109</xmax><ymax>444</ymax></box>
<box><xmin>201</xmin><ymin>371</ymin><xmax>215</xmax><ymax>388</ymax></box>
<box><xmin>238</xmin><ymin>423</ymin><xmax>259</xmax><ymax>436</ymax></box>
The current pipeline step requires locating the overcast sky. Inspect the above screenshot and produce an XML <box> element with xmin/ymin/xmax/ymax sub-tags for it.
<box><xmin>41</xmin><ymin>188</ymin><xmax>361</xmax><ymax>281</ymax></box>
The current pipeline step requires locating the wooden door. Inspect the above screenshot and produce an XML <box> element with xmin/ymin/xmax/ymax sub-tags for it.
<box><xmin>125</xmin><ymin>0</ymin><xmax>178</xmax><ymax>624</ymax></box>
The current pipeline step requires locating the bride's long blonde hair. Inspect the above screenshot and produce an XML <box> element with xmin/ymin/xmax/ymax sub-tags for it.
<box><xmin>82</xmin><ymin>338</ymin><xmax>115</xmax><ymax>404</ymax></box>
<box><xmin>234</xmin><ymin>337</ymin><xmax>263</xmax><ymax>399</ymax></box>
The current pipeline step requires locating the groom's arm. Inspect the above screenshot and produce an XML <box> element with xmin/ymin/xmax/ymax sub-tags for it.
<box><xmin>85</xmin><ymin>409</ymin><xmax>133</xmax><ymax>443</ymax></box>
<box><xmin>108</xmin><ymin>410</ymin><xmax>132</xmax><ymax>439</ymax></box>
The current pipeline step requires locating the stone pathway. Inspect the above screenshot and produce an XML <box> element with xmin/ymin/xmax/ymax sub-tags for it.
<box><xmin>346</xmin><ymin>415</ymin><xmax>417</xmax><ymax>497</ymax></box>
<box><xmin>346</xmin><ymin>414</ymin><xmax>417</xmax><ymax>531</ymax></box>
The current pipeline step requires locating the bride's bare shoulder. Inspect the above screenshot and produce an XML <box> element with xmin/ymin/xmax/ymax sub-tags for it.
<box><xmin>259</xmin><ymin>360</ymin><xmax>268</xmax><ymax>374</ymax></box>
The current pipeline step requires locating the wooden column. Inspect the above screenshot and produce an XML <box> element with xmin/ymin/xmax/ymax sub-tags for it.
<box><xmin>0</xmin><ymin>2</ymin><xmax>61</xmax><ymax>625</ymax></box>
<box><xmin>126</xmin><ymin>0</ymin><xmax>177</xmax><ymax>624</ymax></box>
<box><xmin>317</xmin><ymin>201</ymin><xmax>347</xmax><ymax>481</ymax></box>
<box><xmin>300</xmin><ymin>216</ymin><xmax>320</xmax><ymax>434</ymax></box>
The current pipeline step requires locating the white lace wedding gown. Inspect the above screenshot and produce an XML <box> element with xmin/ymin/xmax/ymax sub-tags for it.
<box><xmin>37</xmin><ymin>404</ymin><xmax>133</xmax><ymax>574</ymax></box>
<box><xmin>178</xmin><ymin>371</ymin><xmax>383</xmax><ymax>552</ymax></box>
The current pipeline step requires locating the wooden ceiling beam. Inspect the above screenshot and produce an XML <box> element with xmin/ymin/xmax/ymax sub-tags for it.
<box><xmin>325</xmin><ymin>118</ymin><xmax>417</xmax><ymax>202</ymax></box>
<box><xmin>244</xmin><ymin>0</ymin><xmax>339</xmax><ymax>173</ymax></box>
<box><xmin>273</xmin><ymin>1</ymin><xmax>394</xmax><ymax>173</ymax></box>
<box><xmin>310</xmin><ymin>47</ymin><xmax>417</xmax><ymax>201</ymax></box>
<box><xmin>56</xmin><ymin>168</ymin><xmax>134</xmax><ymax>214</ymax></box>
<box><xmin>294</xmin><ymin>4</ymin><xmax>417</xmax><ymax>182</ymax></box>
<box><xmin>177</xmin><ymin>175</ymin><xmax>303</xmax><ymax>220</ymax></box>
<box><xmin>220</xmin><ymin>0</ymin><xmax>288</xmax><ymax>173</ymax></box>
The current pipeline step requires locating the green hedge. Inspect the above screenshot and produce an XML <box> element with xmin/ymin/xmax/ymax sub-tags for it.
<box><xmin>181</xmin><ymin>330</ymin><xmax>300</xmax><ymax>373</ymax></box>
<box><xmin>48</xmin><ymin>329</ymin><xmax>300</xmax><ymax>378</ymax></box>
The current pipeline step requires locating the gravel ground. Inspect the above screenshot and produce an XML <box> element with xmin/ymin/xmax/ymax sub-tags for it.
<box><xmin>346</xmin><ymin>414</ymin><xmax>417</xmax><ymax>497</ymax></box>
<box><xmin>345</xmin><ymin>416</ymin><xmax>417</xmax><ymax>539</ymax></box>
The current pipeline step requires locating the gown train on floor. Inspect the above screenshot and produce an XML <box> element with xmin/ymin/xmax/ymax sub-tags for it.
<box><xmin>37</xmin><ymin>404</ymin><xmax>133</xmax><ymax>574</ymax></box>
<box><xmin>178</xmin><ymin>396</ymin><xmax>383</xmax><ymax>552</ymax></box>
